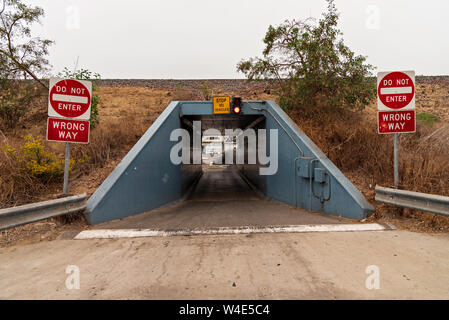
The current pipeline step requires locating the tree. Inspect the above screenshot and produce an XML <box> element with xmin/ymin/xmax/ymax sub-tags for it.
<box><xmin>0</xmin><ymin>0</ymin><xmax>52</xmax><ymax>128</ymax></box>
<box><xmin>237</xmin><ymin>0</ymin><xmax>376</xmax><ymax>112</ymax></box>
<box><xmin>0</xmin><ymin>0</ymin><xmax>53</xmax><ymax>89</ymax></box>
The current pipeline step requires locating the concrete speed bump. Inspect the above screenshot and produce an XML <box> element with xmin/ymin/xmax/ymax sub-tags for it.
<box><xmin>74</xmin><ymin>223</ymin><xmax>395</xmax><ymax>240</ymax></box>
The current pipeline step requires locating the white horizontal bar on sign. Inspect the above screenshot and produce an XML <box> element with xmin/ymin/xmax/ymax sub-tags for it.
<box><xmin>52</xmin><ymin>94</ymin><xmax>88</xmax><ymax>104</ymax></box>
<box><xmin>380</xmin><ymin>87</ymin><xmax>413</xmax><ymax>95</ymax></box>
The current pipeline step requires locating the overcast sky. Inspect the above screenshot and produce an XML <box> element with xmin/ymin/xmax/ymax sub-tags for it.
<box><xmin>26</xmin><ymin>0</ymin><xmax>449</xmax><ymax>79</ymax></box>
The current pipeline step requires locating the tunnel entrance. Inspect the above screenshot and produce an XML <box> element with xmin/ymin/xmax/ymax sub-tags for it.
<box><xmin>180</xmin><ymin>114</ymin><xmax>266</xmax><ymax>166</ymax></box>
<box><xmin>179</xmin><ymin>113</ymin><xmax>268</xmax><ymax>205</ymax></box>
<box><xmin>84</xmin><ymin>100</ymin><xmax>374</xmax><ymax>225</ymax></box>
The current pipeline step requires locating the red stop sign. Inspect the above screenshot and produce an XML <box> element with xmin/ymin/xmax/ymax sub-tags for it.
<box><xmin>49</xmin><ymin>79</ymin><xmax>91</xmax><ymax>118</ymax></box>
<box><xmin>378</xmin><ymin>72</ymin><xmax>414</xmax><ymax>110</ymax></box>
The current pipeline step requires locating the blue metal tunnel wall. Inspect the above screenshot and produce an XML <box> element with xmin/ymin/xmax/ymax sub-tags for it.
<box><xmin>84</xmin><ymin>100</ymin><xmax>374</xmax><ymax>225</ymax></box>
<box><xmin>237</xmin><ymin>101</ymin><xmax>374</xmax><ymax>220</ymax></box>
<box><xmin>85</xmin><ymin>102</ymin><xmax>201</xmax><ymax>224</ymax></box>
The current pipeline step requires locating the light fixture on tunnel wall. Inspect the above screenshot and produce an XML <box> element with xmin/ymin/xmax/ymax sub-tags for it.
<box><xmin>231</xmin><ymin>97</ymin><xmax>242</xmax><ymax>114</ymax></box>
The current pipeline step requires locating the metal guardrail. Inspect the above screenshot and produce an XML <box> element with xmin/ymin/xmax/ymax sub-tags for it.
<box><xmin>375</xmin><ymin>186</ymin><xmax>449</xmax><ymax>217</ymax></box>
<box><xmin>0</xmin><ymin>193</ymin><xmax>87</xmax><ymax>231</ymax></box>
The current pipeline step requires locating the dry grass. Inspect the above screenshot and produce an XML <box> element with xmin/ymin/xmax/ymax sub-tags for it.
<box><xmin>290</xmin><ymin>106</ymin><xmax>449</xmax><ymax>231</ymax></box>
<box><xmin>72</xmin><ymin>119</ymin><xmax>144</xmax><ymax>171</ymax></box>
<box><xmin>0</xmin><ymin>148</ymin><xmax>47</xmax><ymax>207</ymax></box>
<box><xmin>172</xmin><ymin>85</ymin><xmax>200</xmax><ymax>101</ymax></box>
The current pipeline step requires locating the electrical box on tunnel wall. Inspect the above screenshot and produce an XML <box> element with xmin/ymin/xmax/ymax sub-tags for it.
<box><xmin>296</xmin><ymin>157</ymin><xmax>313</xmax><ymax>178</ymax></box>
<box><xmin>314</xmin><ymin>168</ymin><xmax>327</xmax><ymax>183</ymax></box>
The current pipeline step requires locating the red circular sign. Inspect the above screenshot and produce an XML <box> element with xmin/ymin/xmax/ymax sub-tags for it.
<box><xmin>49</xmin><ymin>79</ymin><xmax>91</xmax><ymax>118</ymax></box>
<box><xmin>378</xmin><ymin>72</ymin><xmax>414</xmax><ymax>110</ymax></box>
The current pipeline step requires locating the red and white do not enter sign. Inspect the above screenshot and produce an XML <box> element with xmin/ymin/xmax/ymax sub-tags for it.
<box><xmin>377</xmin><ymin>71</ymin><xmax>415</xmax><ymax>111</ymax></box>
<box><xmin>48</xmin><ymin>78</ymin><xmax>92</xmax><ymax>120</ymax></box>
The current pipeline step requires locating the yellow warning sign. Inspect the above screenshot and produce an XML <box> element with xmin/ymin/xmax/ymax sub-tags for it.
<box><xmin>213</xmin><ymin>96</ymin><xmax>231</xmax><ymax>114</ymax></box>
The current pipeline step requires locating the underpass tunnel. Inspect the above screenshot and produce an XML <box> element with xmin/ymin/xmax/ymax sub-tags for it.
<box><xmin>84</xmin><ymin>100</ymin><xmax>375</xmax><ymax>225</ymax></box>
<box><xmin>180</xmin><ymin>114</ymin><xmax>266</xmax><ymax>201</ymax></box>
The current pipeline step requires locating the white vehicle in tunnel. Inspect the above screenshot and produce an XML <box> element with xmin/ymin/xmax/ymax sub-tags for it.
<box><xmin>202</xmin><ymin>135</ymin><xmax>237</xmax><ymax>164</ymax></box>
<box><xmin>202</xmin><ymin>135</ymin><xmax>223</xmax><ymax>164</ymax></box>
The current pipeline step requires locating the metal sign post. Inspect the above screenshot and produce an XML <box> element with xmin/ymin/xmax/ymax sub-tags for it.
<box><xmin>394</xmin><ymin>133</ymin><xmax>399</xmax><ymax>188</ymax></box>
<box><xmin>63</xmin><ymin>142</ymin><xmax>71</xmax><ymax>194</ymax></box>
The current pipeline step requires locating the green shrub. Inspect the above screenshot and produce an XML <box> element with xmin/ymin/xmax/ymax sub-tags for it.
<box><xmin>200</xmin><ymin>81</ymin><xmax>213</xmax><ymax>100</ymax></box>
<box><xmin>4</xmin><ymin>135</ymin><xmax>87</xmax><ymax>181</ymax></box>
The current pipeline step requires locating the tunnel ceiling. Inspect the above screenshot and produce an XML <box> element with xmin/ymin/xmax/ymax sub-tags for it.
<box><xmin>183</xmin><ymin>115</ymin><xmax>264</xmax><ymax>134</ymax></box>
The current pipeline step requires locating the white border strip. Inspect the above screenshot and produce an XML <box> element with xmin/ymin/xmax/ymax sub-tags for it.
<box><xmin>74</xmin><ymin>223</ymin><xmax>394</xmax><ymax>240</ymax></box>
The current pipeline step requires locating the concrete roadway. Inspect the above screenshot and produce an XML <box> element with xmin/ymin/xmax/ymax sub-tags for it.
<box><xmin>96</xmin><ymin>165</ymin><xmax>349</xmax><ymax>230</ymax></box>
<box><xmin>0</xmin><ymin>165</ymin><xmax>448</xmax><ymax>299</ymax></box>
